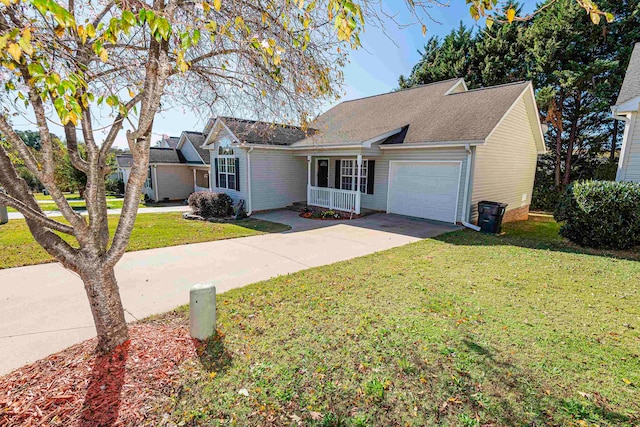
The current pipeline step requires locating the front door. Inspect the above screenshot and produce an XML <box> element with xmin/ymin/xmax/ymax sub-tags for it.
<box><xmin>317</xmin><ymin>158</ymin><xmax>329</xmax><ymax>187</ymax></box>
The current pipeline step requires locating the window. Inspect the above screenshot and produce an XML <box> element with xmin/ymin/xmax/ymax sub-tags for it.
<box><xmin>145</xmin><ymin>167</ymin><xmax>153</xmax><ymax>189</ymax></box>
<box><xmin>217</xmin><ymin>137</ymin><xmax>237</xmax><ymax>190</ymax></box>
<box><xmin>218</xmin><ymin>156</ymin><xmax>236</xmax><ymax>190</ymax></box>
<box><xmin>218</xmin><ymin>137</ymin><xmax>234</xmax><ymax>155</ymax></box>
<box><xmin>340</xmin><ymin>159</ymin><xmax>367</xmax><ymax>193</ymax></box>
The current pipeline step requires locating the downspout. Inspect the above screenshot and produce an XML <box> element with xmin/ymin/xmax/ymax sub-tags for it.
<box><xmin>246</xmin><ymin>147</ymin><xmax>254</xmax><ymax>216</ymax></box>
<box><xmin>461</xmin><ymin>144</ymin><xmax>480</xmax><ymax>231</ymax></box>
<box><xmin>152</xmin><ymin>165</ymin><xmax>159</xmax><ymax>202</ymax></box>
<box><xmin>611</xmin><ymin>107</ymin><xmax>631</xmax><ymax>181</ymax></box>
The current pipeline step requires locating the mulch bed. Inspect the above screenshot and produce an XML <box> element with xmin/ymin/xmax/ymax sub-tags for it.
<box><xmin>0</xmin><ymin>322</ymin><xmax>198</xmax><ymax>426</ymax></box>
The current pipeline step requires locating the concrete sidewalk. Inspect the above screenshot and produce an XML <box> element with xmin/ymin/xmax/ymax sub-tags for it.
<box><xmin>0</xmin><ymin>211</ymin><xmax>458</xmax><ymax>375</ymax></box>
<box><xmin>7</xmin><ymin>205</ymin><xmax>190</xmax><ymax>220</ymax></box>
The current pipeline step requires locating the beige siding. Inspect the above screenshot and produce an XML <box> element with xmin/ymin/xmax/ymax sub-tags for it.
<box><xmin>155</xmin><ymin>165</ymin><xmax>193</xmax><ymax>201</ymax></box>
<box><xmin>250</xmin><ymin>150</ymin><xmax>307</xmax><ymax>211</ymax></box>
<box><xmin>470</xmin><ymin>96</ymin><xmax>538</xmax><ymax>222</ymax></box>
<box><xmin>619</xmin><ymin>113</ymin><xmax>640</xmax><ymax>182</ymax></box>
<box><xmin>363</xmin><ymin>149</ymin><xmax>469</xmax><ymax>220</ymax></box>
<box><xmin>308</xmin><ymin>148</ymin><xmax>469</xmax><ymax>221</ymax></box>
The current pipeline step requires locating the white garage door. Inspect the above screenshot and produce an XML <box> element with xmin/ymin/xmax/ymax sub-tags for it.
<box><xmin>387</xmin><ymin>161</ymin><xmax>461</xmax><ymax>223</ymax></box>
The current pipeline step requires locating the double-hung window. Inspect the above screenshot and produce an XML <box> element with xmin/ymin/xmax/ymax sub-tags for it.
<box><xmin>340</xmin><ymin>159</ymin><xmax>368</xmax><ymax>193</ymax></box>
<box><xmin>218</xmin><ymin>156</ymin><xmax>236</xmax><ymax>190</ymax></box>
<box><xmin>217</xmin><ymin>139</ymin><xmax>236</xmax><ymax>190</ymax></box>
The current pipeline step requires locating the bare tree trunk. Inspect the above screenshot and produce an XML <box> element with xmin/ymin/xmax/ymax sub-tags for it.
<box><xmin>610</xmin><ymin>119</ymin><xmax>618</xmax><ymax>161</ymax></box>
<box><xmin>555</xmin><ymin>129</ymin><xmax>563</xmax><ymax>187</ymax></box>
<box><xmin>563</xmin><ymin>93</ymin><xmax>582</xmax><ymax>186</ymax></box>
<box><xmin>80</xmin><ymin>266</ymin><xmax>129</xmax><ymax>353</ymax></box>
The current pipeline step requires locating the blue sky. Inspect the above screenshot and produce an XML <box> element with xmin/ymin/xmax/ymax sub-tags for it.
<box><xmin>12</xmin><ymin>1</ymin><xmax>539</xmax><ymax>147</ymax></box>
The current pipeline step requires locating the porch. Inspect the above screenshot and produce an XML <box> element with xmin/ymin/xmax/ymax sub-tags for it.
<box><xmin>306</xmin><ymin>154</ymin><xmax>366</xmax><ymax>215</ymax></box>
<box><xmin>192</xmin><ymin>167</ymin><xmax>211</xmax><ymax>193</ymax></box>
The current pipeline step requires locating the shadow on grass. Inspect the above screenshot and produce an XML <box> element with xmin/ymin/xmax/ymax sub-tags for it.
<box><xmin>451</xmin><ymin>338</ymin><xmax>634</xmax><ymax>425</ymax></box>
<box><xmin>193</xmin><ymin>330</ymin><xmax>233</xmax><ymax>374</ymax></box>
<box><xmin>435</xmin><ymin>222</ymin><xmax>639</xmax><ymax>262</ymax></box>
<box><xmin>79</xmin><ymin>340</ymin><xmax>129</xmax><ymax>427</ymax></box>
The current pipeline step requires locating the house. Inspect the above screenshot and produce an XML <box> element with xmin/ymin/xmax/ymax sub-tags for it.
<box><xmin>200</xmin><ymin>78</ymin><xmax>546</xmax><ymax>224</ymax></box>
<box><xmin>116</xmin><ymin>131</ymin><xmax>211</xmax><ymax>202</ymax></box>
<box><xmin>612</xmin><ymin>42</ymin><xmax>640</xmax><ymax>182</ymax></box>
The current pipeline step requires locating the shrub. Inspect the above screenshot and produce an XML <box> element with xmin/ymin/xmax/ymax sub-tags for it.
<box><xmin>188</xmin><ymin>192</ymin><xmax>234</xmax><ymax>218</ymax></box>
<box><xmin>105</xmin><ymin>177</ymin><xmax>124</xmax><ymax>196</ymax></box>
<box><xmin>554</xmin><ymin>181</ymin><xmax>640</xmax><ymax>249</ymax></box>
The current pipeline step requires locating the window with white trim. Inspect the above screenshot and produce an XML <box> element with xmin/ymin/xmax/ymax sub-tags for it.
<box><xmin>340</xmin><ymin>159</ymin><xmax>368</xmax><ymax>193</ymax></box>
<box><xmin>217</xmin><ymin>137</ymin><xmax>236</xmax><ymax>190</ymax></box>
<box><xmin>218</xmin><ymin>156</ymin><xmax>236</xmax><ymax>190</ymax></box>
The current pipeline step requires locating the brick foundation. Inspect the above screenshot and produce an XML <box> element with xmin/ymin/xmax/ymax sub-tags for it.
<box><xmin>502</xmin><ymin>205</ymin><xmax>530</xmax><ymax>223</ymax></box>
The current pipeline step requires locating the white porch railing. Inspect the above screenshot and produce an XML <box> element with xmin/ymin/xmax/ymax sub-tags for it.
<box><xmin>308</xmin><ymin>186</ymin><xmax>360</xmax><ymax>214</ymax></box>
<box><xmin>194</xmin><ymin>185</ymin><xmax>210</xmax><ymax>193</ymax></box>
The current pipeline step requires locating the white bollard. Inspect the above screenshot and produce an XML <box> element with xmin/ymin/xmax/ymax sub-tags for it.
<box><xmin>189</xmin><ymin>283</ymin><xmax>216</xmax><ymax>340</ymax></box>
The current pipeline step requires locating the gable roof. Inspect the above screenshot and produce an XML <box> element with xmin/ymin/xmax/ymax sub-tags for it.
<box><xmin>148</xmin><ymin>147</ymin><xmax>186</xmax><ymax>164</ymax></box>
<box><xmin>616</xmin><ymin>42</ymin><xmax>640</xmax><ymax>106</ymax></box>
<box><xmin>292</xmin><ymin>78</ymin><xmax>533</xmax><ymax>147</ymax></box>
<box><xmin>116</xmin><ymin>147</ymin><xmax>186</xmax><ymax>167</ymax></box>
<box><xmin>164</xmin><ymin>136</ymin><xmax>180</xmax><ymax>149</ymax></box>
<box><xmin>216</xmin><ymin>117</ymin><xmax>311</xmax><ymax>146</ymax></box>
<box><xmin>183</xmin><ymin>131</ymin><xmax>210</xmax><ymax>164</ymax></box>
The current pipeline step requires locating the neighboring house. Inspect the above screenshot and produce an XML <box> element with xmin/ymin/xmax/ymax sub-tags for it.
<box><xmin>116</xmin><ymin>131</ymin><xmax>211</xmax><ymax>202</ymax></box>
<box><xmin>201</xmin><ymin>78</ymin><xmax>545</xmax><ymax>224</ymax></box>
<box><xmin>612</xmin><ymin>42</ymin><xmax>640</xmax><ymax>182</ymax></box>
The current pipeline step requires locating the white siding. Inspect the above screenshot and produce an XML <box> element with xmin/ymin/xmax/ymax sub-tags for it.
<box><xmin>619</xmin><ymin>112</ymin><xmax>640</xmax><ymax>182</ymax></box>
<box><xmin>250</xmin><ymin>150</ymin><xmax>307</xmax><ymax>211</ymax></box>
<box><xmin>155</xmin><ymin>165</ymin><xmax>193</xmax><ymax>201</ymax></box>
<box><xmin>180</xmin><ymin>138</ymin><xmax>205</xmax><ymax>163</ymax></box>
<box><xmin>470</xmin><ymin>96</ymin><xmax>538</xmax><ymax>222</ymax></box>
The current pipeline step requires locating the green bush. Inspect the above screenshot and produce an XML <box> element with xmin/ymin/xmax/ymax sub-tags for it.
<box><xmin>554</xmin><ymin>181</ymin><xmax>640</xmax><ymax>249</ymax></box>
<box><xmin>188</xmin><ymin>192</ymin><xmax>234</xmax><ymax>218</ymax></box>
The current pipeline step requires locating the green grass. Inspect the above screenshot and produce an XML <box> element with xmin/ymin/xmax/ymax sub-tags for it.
<box><xmin>0</xmin><ymin>213</ymin><xmax>289</xmax><ymax>269</ymax></box>
<box><xmin>6</xmin><ymin>200</ymin><xmax>128</xmax><ymax>212</ymax></box>
<box><xmin>32</xmin><ymin>192</ymin><xmax>119</xmax><ymax>201</ymax></box>
<box><xmin>151</xmin><ymin>216</ymin><xmax>640</xmax><ymax>426</ymax></box>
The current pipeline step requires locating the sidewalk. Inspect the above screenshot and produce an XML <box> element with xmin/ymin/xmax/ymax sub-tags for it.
<box><xmin>0</xmin><ymin>211</ymin><xmax>458</xmax><ymax>375</ymax></box>
<box><xmin>7</xmin><ymin>205</ymin><xmax>190</xmax><ymax>220</ymax></box>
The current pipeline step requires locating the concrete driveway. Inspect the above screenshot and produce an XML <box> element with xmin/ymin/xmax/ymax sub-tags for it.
<box><xmin>0</xmin><ymin>210</ymin><xmax>458</xmax><ymax>375</ymax></box>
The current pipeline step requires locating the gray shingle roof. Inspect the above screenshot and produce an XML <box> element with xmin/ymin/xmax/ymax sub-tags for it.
<box><xmin>165</xmin><ymin>136</ymin><xmax>180</xmax><ymax>148</ymax></box>
<box><xmin>292</xmin><ymin>79</ymin><xmax>531</xmax><ymax>147</ymax></box>
<box><xmin>184</xmin><ymin>131</ymin><xmax>210</xmax><ymax>164</ymax></box>
<box><xmin>116</xmin><ymin>148</ymin><xmax>186</xmax><ymax>167</ymax></box>
<box><xmin>149</xmin><ymin>147</ymin><xmax>185</xmax><ymax>164</ymax></box>
<box><xmin>116</xmin><ymin>154</ymin><xmax>133</xmax><ymax>168</ymax></box>
<box><xmin>219</xmin><ymin>117</ymin><xmax>311</xmax><ymax>146</ymax></box>
<box><xmin>616</xmin><ymin>43</ymin><xmax>640</xmax><ymax>105</ymax></box>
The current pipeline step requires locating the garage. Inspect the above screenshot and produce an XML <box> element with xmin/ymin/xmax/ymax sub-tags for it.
<box><xmin>387</xmin><ymin>161</ymin><xmax>462</xmax><ymax>223</ymax></box>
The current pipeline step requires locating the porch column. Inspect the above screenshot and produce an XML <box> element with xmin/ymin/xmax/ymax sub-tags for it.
<box><xmin>355</xmin><ymin>154</ymin><xmax>362</xmax><ymax>214</ymax></box>
<box><xmin>193</xmin><ymin>169</ymin><xmax>197</xmax><ymax>192</ymax></box>
<box><xmin>307</xmin><ymin>155</ymin><xmax>312</xmax><ymax>205</ymax></box>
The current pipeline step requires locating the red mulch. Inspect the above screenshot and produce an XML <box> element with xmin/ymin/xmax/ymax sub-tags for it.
<box><xmin>0</xmin><ymin>323</ymin><xmax>198</xmax><ymax>426</ymax></box>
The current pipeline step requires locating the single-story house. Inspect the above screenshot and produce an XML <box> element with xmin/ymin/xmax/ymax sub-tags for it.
<box><xmin>612</xmin><ymin>42</ymin><xmax>640</xmax><ymax>182</ymax></box>
<box><xmin>116</xmin><ymin>131</ymin><xmax>211</xmax><ymax>202</ymax></box>
<box><xmin>200</xmin><ymin>77</ymin><xmax>546</xmax><ymax>224</ymax></box>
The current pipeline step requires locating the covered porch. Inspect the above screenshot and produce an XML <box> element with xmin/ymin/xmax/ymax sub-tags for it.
<box><xmin>305</xmin><ymin>154</ymin><xmax>369</xmax><ymax>215</ymax></box>
<box><xmin>191</xmin><ymin>166</ymin><xmax>211</xmax><ymax>193</ymax></box>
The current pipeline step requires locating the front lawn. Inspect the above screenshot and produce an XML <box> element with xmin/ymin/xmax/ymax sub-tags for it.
<box><xmin>155</xmin><ymin>215</ymin><xmax>639</xmax><ymax>426</ymax></box>
<box><xmin>6</xmin><ymin>199</ymin><xmax>128</xmax><ymax>212</ymax></box>
<box><xmin>0</xmin><ymin>213</ymin><xmax>289</xmax><ymax>269</ymax></box>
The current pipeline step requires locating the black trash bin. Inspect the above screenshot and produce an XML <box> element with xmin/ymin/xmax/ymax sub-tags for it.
<box><xmin>477</xmin><ymin>201</ymin><xmax>508</xmax><ymax>234</ymax></box>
